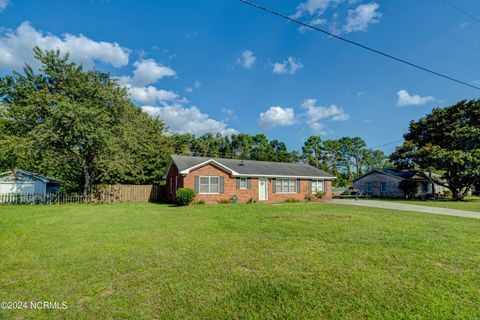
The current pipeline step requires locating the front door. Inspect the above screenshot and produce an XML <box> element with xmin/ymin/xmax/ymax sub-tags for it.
<box><xmin>259</xmin><ymin>178</ymin><xmax>268</xmax><ymax>201</ymax></box>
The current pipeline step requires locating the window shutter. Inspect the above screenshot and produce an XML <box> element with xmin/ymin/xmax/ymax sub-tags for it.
<box><xmin>297</xmin><ymin>179</ymin><xmax>301</xmax><ymax>193</ymax></box>
<box><xmin>272</xmin><ymin>178</ymin><xmax>276</xmax><ymax>193</ymax></box>
<box><xmin>323</xmin><ymin>180</ymin><xmax>327</xmax><ymax>193</ymax></box>
<box><xmin>247</xmin><ymin>178</ymin><xmax>251</xmax><ymax>189</ymax></box>
<box><xmin>194</xmin><ymin>176</ymin><xmax>199</xmax><ymax>193</ymax></box>
<box><xmin>308</xmin><ymin>180</ymin><xmax>312</xmax><ymax>194</ymax></box>
<box><xmin>236</xmin><ymin>177</ymin><xmax>240</xmax><ymax>189</ymax></box>
<box><xmin>219</xmin><ymin>176</ymin><xmax>224</xmax><ymax>194</ymax></box>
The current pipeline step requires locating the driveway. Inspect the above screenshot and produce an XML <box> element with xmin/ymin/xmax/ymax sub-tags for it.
<box><xmin>331</xmin><ymin>199</ymin><xmax>480</xmax><ymax>219</ymax></box>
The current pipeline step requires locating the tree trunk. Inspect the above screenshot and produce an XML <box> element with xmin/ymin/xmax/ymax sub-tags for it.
<box><xmin>451</xmin><ymin>187</ymin><xmax>464</xmax><ymax>201</ymax></box>
<box><xmin>84</xmin><ymin>169</ymin><xmax>92</xmax><ymax>196</ymax></box>
<box><xmin>354</xmin><ymin>155</ymin><xmax>362</xmax><ymax>178</ymax></box>
<box><xmin>332</xmin><ymin>161</ymin><xmax>338</xmax><ymax>187</ymax></box>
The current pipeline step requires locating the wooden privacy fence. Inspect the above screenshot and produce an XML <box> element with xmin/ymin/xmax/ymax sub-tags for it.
<box><xmin>0</xmin><ymin>184</ymin><xmax>166</xmax><ymax>205</ymax></box>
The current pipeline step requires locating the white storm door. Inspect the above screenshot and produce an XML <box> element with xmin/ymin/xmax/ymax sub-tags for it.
<box><xmin>259</xmin><ymin>178</ymin><xmax>268</xmax><ymax>201</ymax></box>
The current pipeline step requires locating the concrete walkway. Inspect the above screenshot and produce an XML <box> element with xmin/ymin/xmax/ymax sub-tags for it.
<box><xmin>331</xmin><ymin>199</ymin><xmax>480</xmax><ymax>219</ymax></box>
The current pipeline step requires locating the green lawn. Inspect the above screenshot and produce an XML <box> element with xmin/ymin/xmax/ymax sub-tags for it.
<box><xmin>1</xmin><ymin>203</ymin><xmax>480</xmax><ymax>319</ymax></box>
<box><xmin>372</xmin><ymin>196</ymin><xmax>480</xmax><ymax>212</ymax></box>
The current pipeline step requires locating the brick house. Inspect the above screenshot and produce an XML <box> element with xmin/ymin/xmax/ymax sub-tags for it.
<box><xmin>166</xmin><ymin>155</ymin><xmax>335</xmax><ymax>204</ymax></box>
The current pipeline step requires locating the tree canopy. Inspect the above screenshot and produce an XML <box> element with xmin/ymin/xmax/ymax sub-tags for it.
<box><xmin>302</xmin><ymin>136</ymin><xmax>389</xmax><ymax>186</ymax></box>
<box><xmin>390</xmin><ymin>99</ymin><xmax>480</xmax><ymax>200</ymax></box>
<box><xmin>0</xmin><ymin>48</ymin><xmax>172</xmax><ymax>193</ymax></box>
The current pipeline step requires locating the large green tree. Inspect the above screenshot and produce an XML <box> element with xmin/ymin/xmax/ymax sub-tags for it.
<box><xmin>302</xmin><ymin>136</ymin><xmax>324</xmax><ymax>169</ymax></box>
<box><xmin>0</xmin><ymin>48</ymin><xmax>172</xmax><ymax>192</ymax></box>
<box><xmin>301</xmin><ymin>135</ymin><xmax>388</xmax><ymax>186</ymax></box>
<box><xmin>390</xmin><ymin>100</ymin><xmax>480</xmax><ymax>200</ymax></box>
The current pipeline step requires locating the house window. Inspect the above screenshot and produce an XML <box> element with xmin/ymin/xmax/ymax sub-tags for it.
<box><xmin>380</xmin><ymin>182</ymin><xmax>387</xmax><ymax>192</ymax></box>
<box><xmin>422</xmin><ymin>182</ymin><xmax>429</xmax><ymax>193</ymax></box>
<box><xmin>366</xmin><ymin>182</ymin><xmax>372</xmax><ymax>193</ymax></box>
<box><xmin>275</xmin><ymin>178</ymin><xmax>297</xmax><ymax>193</ymax></box>
<box><xmin>311</xmin><ymin>180</ymin><xmax>324</xmax><ymax>193</ymax></box>
<box><xmin>169</xmin><ymin>177</ymin><xmax>173</xmax><ymax>194</ymax></box>
<box><xmin>199</xmin><ymin>176</ymin><xmax>220</xmax><ymax>194</ymax></box>
<box><xmin>239</xmin><ymin>177</ymin><xmax>247</xmax><ymax>189</ymax></box>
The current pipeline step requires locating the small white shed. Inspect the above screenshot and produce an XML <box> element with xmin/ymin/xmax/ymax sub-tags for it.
<box><xmin>0</xmin><ymin>170</ymin><xmax>60</xmax><ymax>195</ymax></box>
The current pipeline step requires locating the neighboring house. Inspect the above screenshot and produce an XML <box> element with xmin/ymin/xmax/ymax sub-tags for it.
<box><xmin>166</xmin><ymin>155</ymin><xmax>335</xmax><ymax>203</ymax></box>
<box><xmin>0</xmin><ymin>170</ymin><xmax>61</xmax><ymax>195</ymax></box>
<box><xmin>353</xmin><ymin>169</ymin><xmax>447</xmax><ymax>198</ymax></box>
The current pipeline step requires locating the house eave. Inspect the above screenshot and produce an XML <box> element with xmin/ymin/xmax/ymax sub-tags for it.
<box><xmin>231</xmin><ymin>173</ymin><xmax>336</xmax><ymax>179</ymax></box>
<box><xmin>353</xmin><ymin>169</ymin><xmax>404</xmax><ymax>182</ymax></box>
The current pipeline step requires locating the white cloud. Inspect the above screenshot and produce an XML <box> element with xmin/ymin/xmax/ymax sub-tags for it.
<box><xmin>236</xmin><ymin>50</ymin><xmax>256</xmax><ymax>69</ymax></box>
<box><xmin>293</xmin><ymin>0</ymin><xmax>339</xmax><ymax>18</ymax></box>
<box><xmin>309</xmin><ymin>122</ymin><xmax>328</xmax><ymax>135</ymax></box>
<box><xmin>344</xmin><ymin>2</ymin><xmax>382</xmax><ymax>33</ymax></box>
<box><xmin>125</xmin><ymin>85</ymin><xmax>178</xmax><ymax>105</ymax></box>
<box><xmin>293</xmin><ymin>0</ymin><xmax>382</xmax><ymax>34</ymax></box>
<box><xmin>185</xmin><ymin>80</ymin><xmax>201</xmax><ymax>93</ymax></box>
<box><xmin>142</xmin><ymin>104</ymin><xmax>238</xmax><ymax>136</ymax></box>
<box><xmin>119</xmin><ymin>59</ymin><xmax>175</xmax><ymax>86</ymax></box>
<box><xmin>302</xmin><ymin>98</ymin><xmax>350</xmax><ymax>121</ymax></box>
<box><xmin>301</xmin><ymin>98</ymin><xmax>350</xmax><ymax>132</ymax></box>
<box><xmin>258</xmin><ymin>106</ymin><xmax>296</xmax><ymax>128</ymax></box>
<box><xmin>396</xmin><ymin>89</ymin><xmax>435</xmax><ymax>106</ymax></box>
<box><xmin>0</xmin><ymin>0</ymin><xmax>9</xmax><ymax>12</ymax></box>
<box><xmin>293</xmin><ymin>0</ymin><xmax>346</xmax><ymax>33</ymax></box>
<box><xmin>116</xmin><ymin>58</ymin><xmax>177</xmax><ymax>105</ymax></box>
<box><xmin>186</xmin><ymin>32</ymin><xmax>199</xmax><ymax>39</ymax></box>
<box><xmin>0</xmin><ymin>21</ymin><xmax>130</xmax><ymax>70</ymax></box>
<box><xmin>272</xmin><ymin>57</ymin><xmax>303</xmax><ymax>75</ymax></box>
<box><xmin>221</xmin><ymin>107</ymin><xmax>238</xmax><ymax>121</ymax></box>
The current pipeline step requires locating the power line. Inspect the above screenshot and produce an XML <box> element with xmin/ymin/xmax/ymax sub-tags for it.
<box><xmin>370</xmin><ymin>140</ymin><xmax>403</xmax><ymax>149</ymax></box>
<box><xmin>380</xmin><ymin>1</ymin><xmax>480</xmax><ymax>53</ymax></box>
<box><xmin>239</xmin><ymin>0</ymin><xmax>480</xmax><ymax>91</ymax></box>
<box><xmin>441</xmin><ymin>0</ymin><xmax>480</xmax><ymax>23</ymax></box>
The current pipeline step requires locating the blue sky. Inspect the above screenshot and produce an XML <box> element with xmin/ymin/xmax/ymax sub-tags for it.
<box><xmin>0</xmin><ymin>0</ymin><xmax>479</xmax><ymax>153</ymax></box>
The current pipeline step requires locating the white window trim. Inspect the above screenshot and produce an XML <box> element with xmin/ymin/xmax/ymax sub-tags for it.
<box><xmin>199</xmin><ymin>176</ymin><xmax>220</xmax><ymax>194</ymax></box>
<box><xmin>239</xmin><ymin>177</ymin><xmax>247</xmax><ymax>189</ymax></box>
<box><xmin>275</xmin><ymin>178</ymin><xmax>297</xmax><ymax>194</ymax></box>
<box><xmin>311</xmin><ymin>179</ymin><xmax>324</xmax><ymax>193</ymax></box>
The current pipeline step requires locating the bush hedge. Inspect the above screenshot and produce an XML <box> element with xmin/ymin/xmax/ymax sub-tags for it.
<box><xmin>176</xmin><ymin>188</ymin><xmax>196</xmax><ymax>206</ymax></box>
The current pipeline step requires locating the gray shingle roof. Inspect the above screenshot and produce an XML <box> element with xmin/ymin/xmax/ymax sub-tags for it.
<box><xmin>354</xmin><ymin>168</ymin><xmax>443</xmax><ymax>182</ymax></box>
<box><xmin>171</xmin><ymin>155</ymin><xmax>335</xmax><ymax>178</ymax></box>
<box><xmin>0</xmin><ymin>169</ymin><xmax>60</xmax><ymax>183</ymax></box>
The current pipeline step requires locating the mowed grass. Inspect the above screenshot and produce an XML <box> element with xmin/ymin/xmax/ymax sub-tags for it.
<box><xmin>1</xmin><ymin>203</ymin><xmax>480</xmax><ymax>319</ymax></box>
<box><xmin>374</xmin><ymin>196</ymin><xmax>480</xmax><ymax>212</ymax></box>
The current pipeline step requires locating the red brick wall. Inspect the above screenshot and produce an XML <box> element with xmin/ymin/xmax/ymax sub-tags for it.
<box><xmin>166</xmin><ymin>163</ymin><xmax>333</xmax><ymax>204</ymax></box>
<box><xmin>183</xmin><ymin>164</ymin><xmax>254</xmax><ymax>203</ymax></box>
<box><xmin>166</xmin><ymin>164</ymin><xmax>184</xmax><ymax>202</ymax></box>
